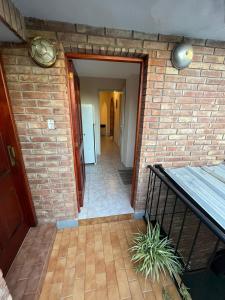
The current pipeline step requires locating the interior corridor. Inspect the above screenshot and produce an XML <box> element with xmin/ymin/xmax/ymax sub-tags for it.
<box><xmin>79</xmin><ymin>137</ymin><xmax>134</xmax><ymax>219</ymax></box>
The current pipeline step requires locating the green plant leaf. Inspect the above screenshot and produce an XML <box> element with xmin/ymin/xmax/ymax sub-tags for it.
<box><xmin>130</xmin><ymin>223</ymin><xmax>183</xmax><ymax>282</ymax></box>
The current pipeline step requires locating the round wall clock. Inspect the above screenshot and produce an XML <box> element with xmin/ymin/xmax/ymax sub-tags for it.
<box><xmin>28</xmin><ymin>36</ymin><xmax>57</xmax><ymax>68</ymax></box>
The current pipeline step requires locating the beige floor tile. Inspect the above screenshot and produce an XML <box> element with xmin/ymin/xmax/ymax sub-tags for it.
<box><xmin>107</xmin><ymin>285</ymin><xmax>120</xmax><ymax>300</ymax></box>
<box><xmin>85</xmin><ymin>264</ymin><xmax>96</xmax><ymax>292</ymax></box>
<box><xmin>48</xmin><ymin>282</ymin><xmax>62</xmax><ymax>300</ymax></box>
<box><xmin>138</xmin><ymin>273</ymin><xmax>153</xmax><ymax>292</ymax></box>
<box><xmin>75</xmin><ymin>253</ymin><xmax>85</xmax><ymax>278</ymax></box>
<box><xmin>105</xmin><ymin>261</ymin><xmax>117</xmax><ymax>287</ymax></box>
<box><xmin>126</xmin><ymin>268</ymin><xmax>138</xmax><ymax>282</ymax></box>
<box><xmin>129</xmin><ymin>280</ymin><xmax>145</xmax><ymax>300</ymax></box>
<box><xmin>143</xmin><ymin>291</ymin><xmax>156</xmax><ymax>300</ymax></box>
<box><xmin>96</xmin><ymin>272</ymin><xmax>107</xmax><ymax>290</ymax></box>
<box><xmin>85</xmin><ymin>290</ymin><xmax>96</xmax><ymax>300</ymax></box>
<box><xmin>116</xmin><ymin>268</ymin><xmax>131</xmax><ymax>299</ymax></box>
<box><xmin>73</xmin><ymin>278</ymin><xmax>85</xmax><ymax>300</ymax></box>
<box><xmin>96</xmin><ymin>288</ymin><xmax>108</xmax><ymax>300</ymax></box>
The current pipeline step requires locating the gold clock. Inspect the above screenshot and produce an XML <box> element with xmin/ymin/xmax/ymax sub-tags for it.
<box><xmin>29</xmin><ymin>36</ymin><xmax>57</xmax><ymax>68</ymax></box>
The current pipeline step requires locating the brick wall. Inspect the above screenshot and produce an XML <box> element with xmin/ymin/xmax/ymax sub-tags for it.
<box><xmin>1</xmin><ymin>18</ymin><xmax>225</xmax><ymax>222</ymax></box>
<box><xmin>0</xmin><ymin>270</ymin><xmax>11</xmax><ymax>300</ymax></box>
<box><xmin>0</xmin><ymin>0</ymin><xmax>26</xmax><ymax>41</ymax></box>
<box><xmin>1</xmin><ymin>44</ymin><xmax>77</xmax><ymax>223</ymax></box>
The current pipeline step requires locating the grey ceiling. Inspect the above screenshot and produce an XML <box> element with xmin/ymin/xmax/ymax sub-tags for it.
<box><xmin>73</xmin><ymin>60</ymin><xmax>140</xmax><ymax>79</ymax></box>
<box><xmin>13</xmin><ymin>0</ymin><xmax>225</xmax><ymax>40</ymax></box>
<box><xmin>0</xmin><ymin>21</ymin><xmax>21</xmax><ymax>42</ymax></box>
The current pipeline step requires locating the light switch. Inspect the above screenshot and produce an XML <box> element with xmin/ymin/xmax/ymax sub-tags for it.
<box><xmin>47</xmin><ymin>119</ymin><xmax>55</xmax><ymax>130</ymax></box>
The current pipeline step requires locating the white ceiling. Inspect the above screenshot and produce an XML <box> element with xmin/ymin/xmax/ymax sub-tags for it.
<box><xmin>73</xmin><ymin>60</ymin><xmax>140</xmax><ymax>79</ymax></box>
<box><xmin>0</xmin><ymin>21</ymin><xmax>21</xmax><ymax>42</ymax></box>
<box><xmin>14</xmin><ymin>0</ymin><xmax>225</xmax><ymax>41</ymax></box>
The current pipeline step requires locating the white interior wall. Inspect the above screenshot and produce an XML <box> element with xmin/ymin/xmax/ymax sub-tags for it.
<box><xmin>80</xmin><ymin>77</ymin><xmax>125</xmax><ymax>155</ymax></box>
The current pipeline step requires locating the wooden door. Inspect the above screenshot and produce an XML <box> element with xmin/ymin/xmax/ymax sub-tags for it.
<box><xmin>110</xmin><ymin>98</ymin><xmax>114</xmax><ymax>137</ymax></box>
<box><xmin>67</xmin><ymin>60</ymin><xmax>85</xmax><ymax>211</ymax></box>
<box><xmin>0</xmin><ymin>61</ymin><xmax>36</xmax><ymax>276</ymax></box>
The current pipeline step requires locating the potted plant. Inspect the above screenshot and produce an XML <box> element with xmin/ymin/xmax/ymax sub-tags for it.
<box><xmin>130</xmin><ymin>223</ymin><xmax>185</xmax><ymax>299</ymax></box>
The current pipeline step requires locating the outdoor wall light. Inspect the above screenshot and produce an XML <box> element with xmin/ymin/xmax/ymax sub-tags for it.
<box><xmin>171</xmin><ymin>43</ymin><xmax>193</xmax><ymax>70</ymax></box>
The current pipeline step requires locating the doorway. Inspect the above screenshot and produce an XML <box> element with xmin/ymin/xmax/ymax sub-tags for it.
<box><xmin>66</xmin><ymin>54</ymin><xmax>144</xmax><ymax>219</ymax></box>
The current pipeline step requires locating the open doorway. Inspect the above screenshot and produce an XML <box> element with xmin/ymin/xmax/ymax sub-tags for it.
<box><xmin>67</xmin><ymin>55</ymin><xmax>143</xmax><ymax>219</ymax></box>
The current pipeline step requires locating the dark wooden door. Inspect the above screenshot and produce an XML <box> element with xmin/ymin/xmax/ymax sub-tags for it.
<box><xmin>0</xmin><ymin>61</ymin><xmax>36</xmax><ymax>276</ymax></box>
<box><xmin>67</xmin><ymin>60</ymin><xmax>85</xmax><ymax>211</ymax></box>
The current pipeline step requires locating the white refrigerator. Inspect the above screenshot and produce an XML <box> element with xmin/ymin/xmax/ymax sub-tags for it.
<box><xmin>81</xmin><ymin>104</ymin><xmax>96</xmax><ymax>164</ymax></box>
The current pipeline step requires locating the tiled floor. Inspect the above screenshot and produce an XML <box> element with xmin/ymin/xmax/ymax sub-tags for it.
<box><xmin>79</xmin><ymin>136</ymin><xmax>134</xmax><ymax>219</ymax></box>
<box><xmin>5</xmin><ymin>224</ymin><xmax>56</xmax><ymax>300</ymax></box>
<box><xmin>39</xmin><ymin>219</ymin><xmax>181</xmax><ymax>300</ymax></box>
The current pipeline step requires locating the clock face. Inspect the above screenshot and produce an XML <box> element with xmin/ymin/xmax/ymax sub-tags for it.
<box><xmin>29</xmin><ymin>37</ymin><xmax>57</xmax><ymax>67</ymax></box>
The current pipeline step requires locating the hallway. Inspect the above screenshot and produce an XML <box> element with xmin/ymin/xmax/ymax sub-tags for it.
<box><xmin>79</xmin><ymin>137</ymin><xmax>134</xmax><ymax>219</ymax></box>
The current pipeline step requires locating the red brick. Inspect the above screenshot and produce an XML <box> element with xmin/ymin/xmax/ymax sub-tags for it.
<box><xmin>203</xmin><ymin>55</ymin><xmax>224</xmax><ymax>63</ymax></box>
<box><xmin>201</xmin><ymin>70</ymin><xmax>222</xmax><ymax>78</ymax></box>
<box><xmin>149</xmin><ymin>59</ymin><xmax>166</xmax><ymax>67</ymax></box>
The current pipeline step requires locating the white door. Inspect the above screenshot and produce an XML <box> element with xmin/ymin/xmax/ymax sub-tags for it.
<box><xmin>81</xmin><ymin>104</ymin><xmax>96</xmax><ymax>164</ymax></box>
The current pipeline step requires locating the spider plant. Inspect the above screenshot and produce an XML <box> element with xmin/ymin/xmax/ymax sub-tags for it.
<box><xmin>130</xmin><ymin>223</ymin><xmax>183</xmax><ymax>282</ymax></box>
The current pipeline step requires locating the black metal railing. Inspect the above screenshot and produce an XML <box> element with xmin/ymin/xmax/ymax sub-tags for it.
<box><xmin>144</xmin><ymin>165</ymin><xmax>225</xmax><ymax>273</ymax></box>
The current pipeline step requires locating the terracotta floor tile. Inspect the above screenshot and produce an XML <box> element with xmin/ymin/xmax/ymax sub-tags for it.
<box><xmin>96</xmin><ymin>288</ymin><xmax>108</xmax><ymax>300</ymax></box>
<box><xmin>85</xmin><ymin>290</ymin><xmax>96</xmax><ymax>300</ymax></box>
<box><xmin>126</xmin><ymin>268</ymin><xmax>138</xmax><ymax>282</ymax></box>
<box><xmin>138</xmin><ymin>273</ymin><xmax>153</xmax><ymax>293</ymax></box>
<box><xmin>107</xmin><ymin>285</ymin><xmax>120</xmax><ymax>300</ymax></box>
<box><xmin>151</xmin><ymin>281</ymin><xmax>163</xmax><ymax>300</ymax></box>
<box><xmin>116</xmin><ymin>269</ymin><xmax>131</xmax><ymax>299</ymax></box>
<box><xmin>39</xmin><ymin>285</ymin><xmax>50</xmax><ymax>300</ymax></box>
<box><xmin>73</xmin><ymin>278</ymin><xmax>85</xmax><ymax>300</ymax></box>
<box><xmin>105</xmin><ymin>261</ymin><xmax>117</xmax><ymax>287</ymax></box>
<box><xmin>48</xmin><ymin>282</ymin><xmax>62</xmax><ymax>300</ymax></box>
<box><xmin>96</xmin><ymin>272</ymin><xmax>107</xmax><ymax>290</ymax></box>
<box><xmin>143</xmin><ymin>291</ymin><xmax>156</xmax><ymax>300</ymax></box>
<box><xmin>75</xmin><ymin>253</ymin><xmax>85</xmax><ymax>278</ymax></box>
<box><xmin>129</xmin><ymin>280</ymin><xmax>144</xmax><ymax>300</ymax></box>
<box><xmin>61</xmin><ymin>283</ymin><xmax>74</xmax><ymax>298</ymax></box>
<box><xmin>85</xmin><ymin>264</ymin><xmax>96</xmax><ymax>292</ymax></box>
<box><xmin>95</xmin><ymin>251</ymin><xmax>106</xmax><ymax>274</ymax></box>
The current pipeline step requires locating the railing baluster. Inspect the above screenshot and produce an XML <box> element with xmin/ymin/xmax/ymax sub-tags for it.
<box><xmin>144</xmin><ymin>169</ymin><xmax>152</xmax><ymax>217</ymax></box>
<box><xmin>148</xmin><ymin>172</ymin><xmax>156</xmax><ymax>220</ymax></box>
<box><xmin>175</xmin><ymin>206</ymin><xmax>188</xmax><ymax>254</ymax></box>
<box><xmin>207</xmin><ymin>238</ymin><xmax>220</xmax><ymax>269</ymax></box>
<box><xmin>155</xmin><ymin>179</ymin><xmax>162</xmax><ymax>221</ymax></box>
<box><xmin>161</xmin><ymin>186</ymin><xmax>169</xmax><ymax>228</ymax></box>
<box><xmin>184</xmin><ymin>220</ymin><xmax>201</xmax><ymax>272</ymax></box>
<box><xmin>168</xmin><ymin>195</ymin><xmax>178</xmax><ymax>238</ymax></box>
